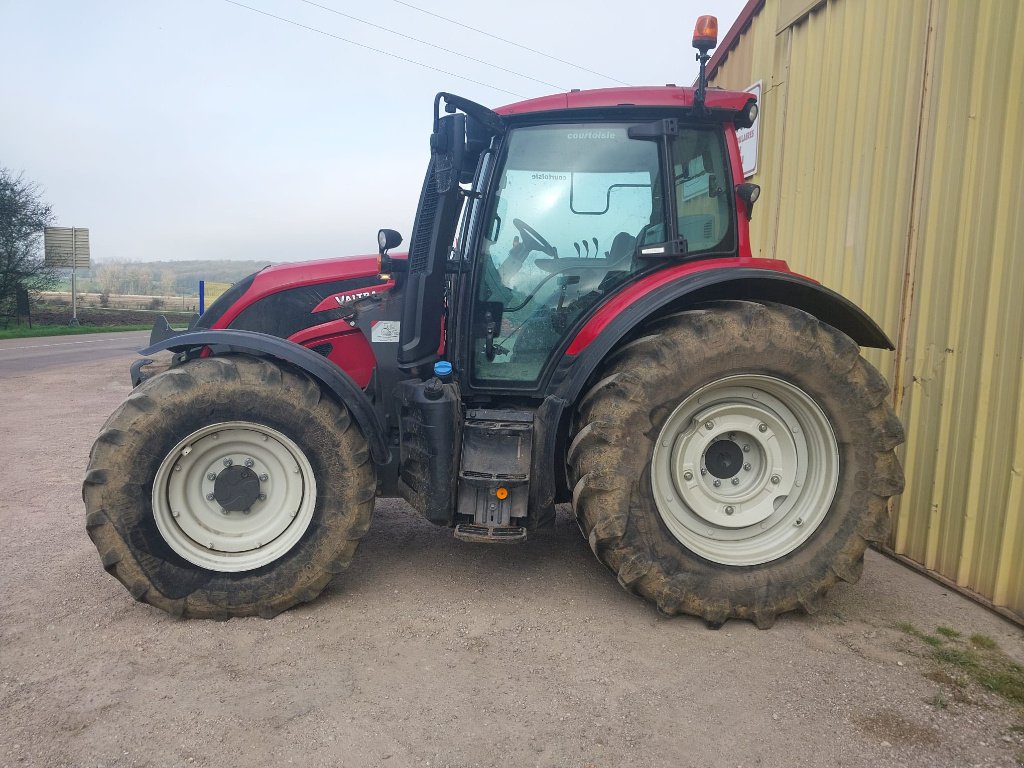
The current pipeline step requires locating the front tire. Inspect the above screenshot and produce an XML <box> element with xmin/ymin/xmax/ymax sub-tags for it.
<box><xmin>83</xmin><ymin>355</ymin><xmax>376</xmax><ymax>619</ymax></box>
<box><xmin>569</xmin><ymin>302</ymin><xmax>904</xmax><ymax>628</ymax></box>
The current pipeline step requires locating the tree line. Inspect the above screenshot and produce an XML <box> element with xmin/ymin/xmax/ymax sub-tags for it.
<box><xmin>60</xmin><ymin>259</ymin><xmax>268</xmax><ymax>298</ymax></box>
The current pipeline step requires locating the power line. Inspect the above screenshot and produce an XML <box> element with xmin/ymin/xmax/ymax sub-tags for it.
<box><xmin>393</xmin><ymin>0</ymin><xmax>630</xmax><ymax>87</ymax></box>
<box><xmin>291</xmin><ymin>0</ymin><xmax>566</xmax><ymax>91</ymax></box>
<box><xmin>218</xmin><ymin>0</ymin><xmax>526</xmax><ymax>98</ymax></box>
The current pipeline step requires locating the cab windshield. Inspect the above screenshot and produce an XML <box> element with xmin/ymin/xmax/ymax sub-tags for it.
<box><xmin>472</xmin><ymin>121</ymin><xmax>733</xmax><ymax>386</ymax></box>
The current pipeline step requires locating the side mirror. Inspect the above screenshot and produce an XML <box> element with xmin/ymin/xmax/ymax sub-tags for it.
<box><xmin>429</xmin><ymin>114</ymin><xmax>466</xmax><ymax>193</ymax></box>
<box><xmin>378</xmin><ymin>228</ymin><xmax>403</xmax><ymax>256</ymax></box>
<box><xmin>736</xmin><ymin>183</ymin><xmax>761</xmax><ymax>220</ymax></box>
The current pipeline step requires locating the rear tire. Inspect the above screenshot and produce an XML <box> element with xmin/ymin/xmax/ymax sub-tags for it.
<box><xmin>568</xmin><ymin>301</ymin><xmax>904</xmax><ymax>628</ymax></box>
<box><xmin>83</xmin><ymin>354</ymin><xmax>376</xmax><ymax>619</ymax></box>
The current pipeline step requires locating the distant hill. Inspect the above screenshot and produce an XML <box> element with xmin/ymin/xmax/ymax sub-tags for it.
<box><xmin>56</xmin><ymin>260</ymin><xmax>271</xmax><ymax>296</ymax></box>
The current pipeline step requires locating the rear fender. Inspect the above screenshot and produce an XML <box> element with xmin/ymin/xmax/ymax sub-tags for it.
<box><xmin>134</xmin><ymin>328</ymin><xmax>391</xmax><ymax>465</ymax></box>
<box><xmin>529</xmin><ymin>267</ymin><xmax>895</xmax><ymax>518</ymax></box>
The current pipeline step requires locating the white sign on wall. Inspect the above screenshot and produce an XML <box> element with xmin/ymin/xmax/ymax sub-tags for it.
<box><xmin>738</xmin><ymin>81</ymin><xmax>762</xmax><ymax>178</ymax></box>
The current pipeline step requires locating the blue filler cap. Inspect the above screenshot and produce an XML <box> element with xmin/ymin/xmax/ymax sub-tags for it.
<box><xmin>434</xmin><ymin>360</ymin><xmax>453</xmax><ymax>377</ymax></box>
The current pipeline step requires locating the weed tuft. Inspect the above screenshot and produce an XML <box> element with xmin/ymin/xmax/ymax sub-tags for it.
<box><xmin>935</xmin><ymin>646</ymin><xmax>977</xmax><ymax>669</ymax></box>
<box><xmin>898</xmin><ymin>623</ymin><xmax>1024</xmax><ymax>711</ymax></box>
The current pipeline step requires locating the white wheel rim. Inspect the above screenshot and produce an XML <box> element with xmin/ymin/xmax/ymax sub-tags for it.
<box><xmin>152</xmin><ymin>421</ymin><xmax>317</xmax><ymax>572</ymax></box>
<box><xmin>651</xmin><ymin>375</ymin><xmax>838</xmax><ymax>566</ymax></box>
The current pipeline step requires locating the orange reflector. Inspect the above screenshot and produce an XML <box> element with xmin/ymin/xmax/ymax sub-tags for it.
<box><xmin>495</xmin><ymin>488</ymin><xmax>509</xmax><ymax>500</ymax></box>
<box><xmin>693</xmin><ymin>15</ymin><xmax>718</xmax><ymax>49</ymax></box>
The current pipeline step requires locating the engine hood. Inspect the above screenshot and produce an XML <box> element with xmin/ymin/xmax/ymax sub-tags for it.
<box><xmin>202</xmin><ymin>251</ymin><xmax>407</xmax><ymax>330</ymax></box>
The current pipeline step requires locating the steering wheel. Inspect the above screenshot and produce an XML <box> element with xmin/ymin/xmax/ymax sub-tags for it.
<box><xmin>513</xmin><ymin>218</ymin><xmax>557</xmax><ymax>258</ymax></box>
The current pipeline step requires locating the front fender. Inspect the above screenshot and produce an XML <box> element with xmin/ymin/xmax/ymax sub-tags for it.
<box><xmin>134</xmin><ymin>328</ymin><xmax>391</xmax><ymax>465</ymax></box>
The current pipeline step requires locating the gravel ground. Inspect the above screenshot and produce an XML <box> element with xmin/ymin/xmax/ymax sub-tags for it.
<box><xmin>1</xmin><ymin>352</ymin><xmax>1022</xmax><ymax>768</ymax></box>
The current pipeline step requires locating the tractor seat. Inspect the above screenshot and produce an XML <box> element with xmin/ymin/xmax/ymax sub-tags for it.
<box><xmin>533</xmin><ymin>231</ymin><xmax>638</xmax><ymax>273</ymax></box>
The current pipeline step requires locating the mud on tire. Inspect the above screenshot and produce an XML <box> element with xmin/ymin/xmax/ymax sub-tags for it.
<box><xmin>568</xmin><ymin>301</ymin><xmax>905</xmax><ymax>628</ymax></box>
<box><xmin>83</xmin><ymin>354</ymin><xmax>376</xmax><ymax>619</ymax></box>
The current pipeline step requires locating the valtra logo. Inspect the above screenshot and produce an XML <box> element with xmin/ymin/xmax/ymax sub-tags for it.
<box><xmin>312</xmin><ymin>280</ymin><xmax>395</xmax><ymax>313</ymax></box>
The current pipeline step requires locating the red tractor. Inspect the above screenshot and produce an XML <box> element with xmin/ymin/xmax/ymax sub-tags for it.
<box><xmin>84</xmin><ymin>18</ymin><xmax>903</xmax><ymax>627</ymax></box>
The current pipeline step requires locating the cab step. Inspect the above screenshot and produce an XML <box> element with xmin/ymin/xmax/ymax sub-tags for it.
<box><xmin>454</xmin><ymin>523</ymin><xmax>527</xmax><ymax>544</ymax></box>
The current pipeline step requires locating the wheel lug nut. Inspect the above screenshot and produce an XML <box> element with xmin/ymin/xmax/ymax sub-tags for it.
<box><xmin>258</xmin><ymin>493</ymin><xmax>267</xmax><ymax>501</ymax></box>
<box><xmin>725</xmin><ymin>506</ymin><xmax>734</xmax><ymax>515</ymax></box>
<box><xmin>220</xmin><ymin>508</ymin><xmax>229</xmax><ymax>516</ymax></box>
<box><xmin>223</xmin><ymin>458</ymin><xmax>233</xmax><ymax>467</ymax></box>
<box><xmin>743</xmin><ymin>463</ymin><xmax>751</xmax><ymax>471</ymax></box>
<box><xmin>700</xmin><ymin>468</ymin><xmax>707</xmax><ymax>476</ymax></box>
<box><xmin>244</xmin><ymin>458</ymin><xmax>255</xmax><ymax>468</ymax></box>
<box><xmin>260</xmin><ymin>474</ymin><xmax>269</xmax><ymax>482</ymax></box>
<box><xmin>742</xmin><ymin>444</ymin><xmax>750</xmax><ymax>452</ymax></box>
<box><xmin>704</xmin><ymin>420</ymin><xmax>715</xmax><ymax>430</ymax></box>
<box><xmin>683</xmin><ymin>470</ymin><xmax>693</xmax><ymax>481</ymax></box>
<box><xmin>731</xmin><ymin>477</ymin><xmax>740</xmax><ymax>485</ymax></box>
<box><xmin>206</xmin><ymin>493</ymin><xmax>215</xmax><ymax>501</ymax></box>
<box><xmin>207</xmin><ymin>472</ymin><xmax>217</xmax><ymax>481</ymax></box>
<box><xmin>758</xmin><ymin>423</ymin><xmax>768</xmax><ymax>433</ymax></box>
<box><xmin>174</xmin><ymin>465</ymin><xmax>181</xmax><ymax>472</ymax></box>
<box><xmin>771</xmin><ymin>475</ymin><xmax>781</xmax><ymax>485</ymax></box>
<box><xmin>713</xmin><ymin>479</ymin><xmax>721</xmax><ymax>488</ymax></box>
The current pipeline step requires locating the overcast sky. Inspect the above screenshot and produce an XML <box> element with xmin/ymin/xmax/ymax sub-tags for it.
<box><xmin>2</xmin><ymin>0</ymin><xmax>747</xmax><ymax>263</ymax></box>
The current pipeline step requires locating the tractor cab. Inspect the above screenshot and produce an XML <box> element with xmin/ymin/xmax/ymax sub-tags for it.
<box><xmin>394</xmin><ymin>86</ymin><xmax>760</xmax><ymax>388</ymax></box>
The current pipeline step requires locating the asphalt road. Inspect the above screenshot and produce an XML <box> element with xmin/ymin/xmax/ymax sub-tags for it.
<box><xmin>0</xmin><ymin>330</ymin><xmax>149</xmax><ymax>380</ymax></box>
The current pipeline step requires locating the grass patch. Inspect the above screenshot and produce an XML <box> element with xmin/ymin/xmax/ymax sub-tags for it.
<box><xmin>0</xmin><ymin>324</ymin><xmax>152</xmax><ymax>340</ymax></box>
<box><xmin>935</xmin><ymin>646</ymin><xmax>977</xmax><ymax>668</ymax></box>
<box><xmin>928</xmin><ymin>692</ymin><xmax>948</xmax><ymax>709</ymax></box>
<box><xmin>895</xmin><ymin>621</ymin><xmax>943</xmax><ymax>647</ymax></box>
<box><xmin>901</xmin><ymin>624</ymin><xmax>1024</xmax><ymax>710</ymax></box>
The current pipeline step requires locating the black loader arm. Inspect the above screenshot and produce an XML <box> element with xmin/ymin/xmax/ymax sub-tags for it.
<box><xmin>132</xmin><ymin>328</ymin><xmax>391</xmax><ymax>464</ymax></box>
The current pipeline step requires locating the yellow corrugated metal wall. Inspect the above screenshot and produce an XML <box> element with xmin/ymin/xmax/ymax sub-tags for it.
<box><xmin>710</xmin><ymin>0</ymin><xmax>1024</xmax><ymax>621</ymax></box>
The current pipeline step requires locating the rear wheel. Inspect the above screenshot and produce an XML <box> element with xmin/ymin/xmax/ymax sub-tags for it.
<box><xmin>83</xmin><ymin>354</ymin><xmax>376</xmax><ymax>619</ymax></box>
<box><xmin>569</xmin><ymin>301</ymin><xmax>904</xmax><ymax>627</ymax></box>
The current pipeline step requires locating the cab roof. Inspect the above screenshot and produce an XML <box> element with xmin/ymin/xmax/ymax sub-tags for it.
<box><xmin>495</xmin><ymin>85</ymin><xmax>753</xmax><ymax>117</ymax></box>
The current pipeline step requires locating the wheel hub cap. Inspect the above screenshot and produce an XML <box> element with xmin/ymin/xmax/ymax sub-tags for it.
<box><xmin>704</xmin><ymin>439</ymin><xmax>744</xmax><ymax>479</ymax></box>
<box><xmin>213</xmin><ymin>465</ymin><xmax>261</xmax><ymax>511</ymax></box>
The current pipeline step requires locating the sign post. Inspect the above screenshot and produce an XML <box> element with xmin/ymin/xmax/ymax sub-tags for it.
<box><xmin>43</xmin><ymin>226</ymin><xmax>91</xmax><ymax>326</ymax></box>
<box><xmin>71</xmin><ymin>227</ymin><xmax>78</xmax><ymax>325</ymax></box>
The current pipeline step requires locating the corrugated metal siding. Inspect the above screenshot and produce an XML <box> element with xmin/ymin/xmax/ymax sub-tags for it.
<box><xmin>710</xmin><ymin>0</ymin><xmax>1024</xmax><ymax>621</ymax></box>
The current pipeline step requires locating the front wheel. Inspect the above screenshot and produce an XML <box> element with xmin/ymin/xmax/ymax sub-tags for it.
<box><xmin>83</xmin><ymin>355</ymin><xmax>376</xmax><ymax>619</ymax></box>
<box><xmin>569</xmin><ymin>302</ymin><xmax>904</xmax><ymax>628</ymax></box>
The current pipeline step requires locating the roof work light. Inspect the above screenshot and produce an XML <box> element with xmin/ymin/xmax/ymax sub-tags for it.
<box><xmin>692</xmin><ymin>15</ymin><xmax>718</xmax><ymax>52</ymax></box>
